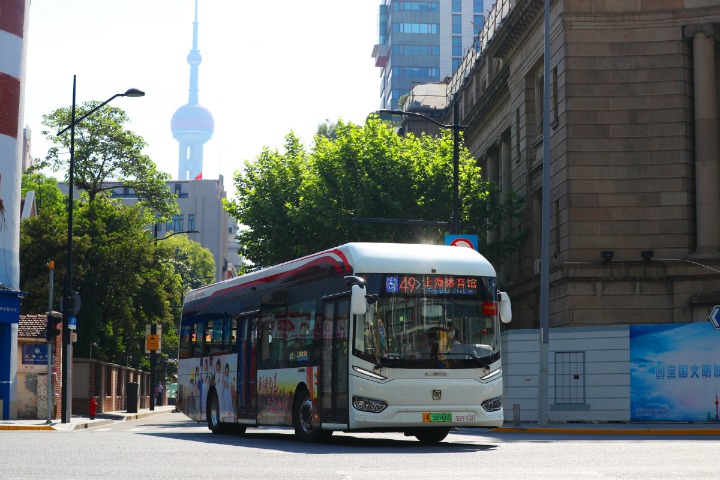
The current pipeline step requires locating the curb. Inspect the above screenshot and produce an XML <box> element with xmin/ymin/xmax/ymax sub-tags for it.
<box><xmin>493</xmin><ymin>426</ymin><xmax>720</xmax><ymax>435</ymax></box>
<box><xmin>0</xmin><ymin>424</ymin><xmax>55</xmax><ymax>431</ymax></box>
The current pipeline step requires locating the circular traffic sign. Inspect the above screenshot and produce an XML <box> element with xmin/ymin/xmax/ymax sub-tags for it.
<box><xmin>450</xmin><ymin>237</ymin><xmax>475</xmax><ymax>249</ymax></box>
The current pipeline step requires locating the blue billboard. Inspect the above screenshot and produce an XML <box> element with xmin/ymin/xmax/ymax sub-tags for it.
<box><xmin>630</xmin><ymin>323</ymin><xmax>720</xmax><ymax>422</ymax></box>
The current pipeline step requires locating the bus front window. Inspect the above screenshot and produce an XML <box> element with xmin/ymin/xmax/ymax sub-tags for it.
<box><xmin>352</xmin><ymin>290</ymin><xmax>500</xmax><ymax>369</ymax></box>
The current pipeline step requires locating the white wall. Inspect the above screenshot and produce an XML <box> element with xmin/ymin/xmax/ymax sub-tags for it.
<box><xmin>502</xmin><ymin>326</ymin><xmax>631</xmax><ymax>423</ymax></box>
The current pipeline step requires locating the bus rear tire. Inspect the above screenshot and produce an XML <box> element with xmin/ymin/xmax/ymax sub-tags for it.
<box><xmin>207</xmin><ymin>391</ymin><xmax>227</xmax><ymax>434</ymax></box>
<box><xmin>293</xmin><ymin>388</ymin><xmax>325</xmax><ymax>442</ymax></box>
<box><xmin>413</xmin><ymin>427</ymin><xmax>450</xmax><ymax>444</ymax></box>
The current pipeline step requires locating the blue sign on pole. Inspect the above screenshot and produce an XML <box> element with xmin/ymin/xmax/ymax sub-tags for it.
<box><xmin>22</xmin><ymin>344</ymin><xmax>49</xmax><ymax>365</ymax></box>
<box><xmin>68</xmin><ymin>316</ymin><xmax>77</xmax><ymax>330</ymax></box>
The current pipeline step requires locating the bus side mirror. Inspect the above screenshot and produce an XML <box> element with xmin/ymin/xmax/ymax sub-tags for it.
<box><xmin>498</xmin><ymin>291</ymin><xmax>512</xmax><ymax>324</ymax></box>
<box><xmin>351</xmin><ymin>284</ymin><xmax>367</xmax><ymax>315</ymax></box>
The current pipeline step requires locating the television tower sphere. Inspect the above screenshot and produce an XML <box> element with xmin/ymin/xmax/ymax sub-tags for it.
<box><xmin>171</xmin><ymin>103</ymin><xmax>215</xmax><ymax>144</ymax></box>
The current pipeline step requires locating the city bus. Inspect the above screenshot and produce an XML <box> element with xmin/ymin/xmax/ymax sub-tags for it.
<box><xmin>177</xmin><ymin>242</ymin><xmax>511</xmax><ymax>443</ymax></box>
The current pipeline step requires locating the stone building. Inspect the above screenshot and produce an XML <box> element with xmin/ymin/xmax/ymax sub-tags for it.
<box><xmin>420</xmin><ymin>0</ymin><xmax>720</xmax><ymax>329</ymax></box>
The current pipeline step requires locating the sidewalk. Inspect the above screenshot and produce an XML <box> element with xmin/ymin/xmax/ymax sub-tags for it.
<box><xmin>0</xmin><ymin>405</ymin><xmax>177</xmax><ymax>431</ymax></box>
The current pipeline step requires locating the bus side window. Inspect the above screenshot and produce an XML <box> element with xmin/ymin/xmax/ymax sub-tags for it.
<box><xmin>226</xmin><ymin>316</ymin><xmax>238</xmax><ymax>354</ymax></box>
<box><xmin>179</xmin><ymin>324</ymin><xmax>191</xmax><ymax>359</ymax></box>
<box><xmin>192</xmin><ymin>322</ymin><xmax>203</xmax><ymax>357</ymax></box>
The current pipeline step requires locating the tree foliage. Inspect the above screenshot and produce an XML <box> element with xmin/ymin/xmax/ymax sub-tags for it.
<box><xmin>21</xmin><ymin>172</ymin><xmax>65</xmax><ymax>215</ymax></box>
<box><xmin>226</xmin><ymin>116</ymin><xmax>526</xmax><ymax>268</ymax></box>
<box><xmin>20</xmin><ymin>197</ymin><xmax>180</xmax><ymax>365</ymax></box>
<box><xmin>20</xmin><ymin>106</ymin><xmax>210</xmax><ymax>368</ymax></box>
<box><xmin>38</xmin><ymin>102</ymin><xmax>178</xmax><ymax>219</ymax></box>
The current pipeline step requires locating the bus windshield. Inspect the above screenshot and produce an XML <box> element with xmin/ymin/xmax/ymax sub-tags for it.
<box><xmin>352</xmin><ymin>274</ymin><xmax>500</xmax><ymax>369</ymax></box>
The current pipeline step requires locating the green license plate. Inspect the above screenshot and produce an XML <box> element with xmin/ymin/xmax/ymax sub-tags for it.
<box><xmin>422</xmin><ymin>412</ymin><xmax>452</xmax><ymax>422</ymax></box>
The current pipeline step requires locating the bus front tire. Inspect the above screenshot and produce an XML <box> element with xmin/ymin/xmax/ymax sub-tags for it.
<box><xmin>293</xmin><ymin>388</ymin><xmax>329</xmax><ymax>442</ymax></box>
<box><xmin>207</xmin><ymin>391</ymin><xmax>227</xmax><ymax>434</ymax></box>
<box><xmin>413</xmin><ymin>427</ymin><xmax>450</xmax><ymax>444</ymax></box>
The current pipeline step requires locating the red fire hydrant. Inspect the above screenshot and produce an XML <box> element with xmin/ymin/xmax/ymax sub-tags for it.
<box><xmin>89</xmin><ymin>397</ymin><xmax>97</xmax><ymax>420</ymax></box>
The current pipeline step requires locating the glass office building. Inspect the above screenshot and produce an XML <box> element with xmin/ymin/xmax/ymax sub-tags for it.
<box><xmin>372</xmin><ymin>1</ymin><xmax>491</xmax><ymax>110</ymax></box>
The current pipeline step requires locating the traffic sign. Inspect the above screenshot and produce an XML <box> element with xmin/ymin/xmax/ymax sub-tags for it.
<box><xmin>67</xmin><ymin>316</ymin><xmax>77</xmax><ymax>330</ymax></box>
<box><xmin>709</xmin><ymin>306</ymin><xmax>720</xmax><ymax>330</ymax></box>
<box><xmin>146</xmin><ymin>334</ymin><xmax>160</xmax><ymax>351</ymax></box>
<box><xmin>445</xmin><ymin>234</ymin><xmax>479</xmax><ymax>250</ymax></box>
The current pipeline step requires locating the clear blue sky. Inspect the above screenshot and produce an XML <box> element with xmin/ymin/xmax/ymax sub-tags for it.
<box><xmin>23</xmin><ymin>0</ymin><xmax>379</xmax><ymax>188</ymax></box>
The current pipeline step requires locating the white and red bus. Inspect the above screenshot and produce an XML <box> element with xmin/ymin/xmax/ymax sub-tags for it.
<box><xmin>177</xmin><ymin>242</ymin><xmax>511</xmax><ymax>443</ymax></box>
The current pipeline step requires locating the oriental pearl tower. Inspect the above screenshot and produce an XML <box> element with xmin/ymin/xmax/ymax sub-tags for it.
<box><xmin>172</xmin><ymin>0</ymin><xmax>214</xmax><ymax>180</ymax></box>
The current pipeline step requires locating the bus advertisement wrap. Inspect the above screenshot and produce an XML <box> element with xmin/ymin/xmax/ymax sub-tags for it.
<box><xmin>630</xmin><ymin>322</ymin><xmax>720</xmax><ymax>422</ymax></box>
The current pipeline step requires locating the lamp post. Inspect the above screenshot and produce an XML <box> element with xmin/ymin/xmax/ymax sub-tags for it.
<box><xmin>379</xmin><ymin>101</ymin><xmax>466</xmax><ymax>234</ymax></box>
<box><xmin>56</xmin><ymin>75</ymin><xmax>144</xmax><ymax>423</ymax></box>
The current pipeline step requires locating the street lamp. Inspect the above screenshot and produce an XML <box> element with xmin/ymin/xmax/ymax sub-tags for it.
<box><xmin>153</xmin><ymin>227</ymin><xmax>200</xmax><ymax>244</ymax></box>
<box><xmin>56</xmin><ymin>75</ymin><xmax>144</xmax><ymax>423</ymax></box>
<box><xmin>379</xmin><ymin>101</ymin><xmax>467</xmax><ymax>234</ymax></box>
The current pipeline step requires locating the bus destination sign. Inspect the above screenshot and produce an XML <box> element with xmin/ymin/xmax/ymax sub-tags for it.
<box><xmin>385</xmin><ymin>274</ymin><xmax>479</xmax><ymax>296</ymax></box>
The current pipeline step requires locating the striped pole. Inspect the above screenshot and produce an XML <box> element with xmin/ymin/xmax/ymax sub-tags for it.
<box><xmin>0</xmin><ymin>0</ymin><xmax>29</xmax><ymax>289</ymax></box>
<box><xmin>0</xmin><ymin>0</ymin><xmax>30</xmax><ymax>420</ymax></box>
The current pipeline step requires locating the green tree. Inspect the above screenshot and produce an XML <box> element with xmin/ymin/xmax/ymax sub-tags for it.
<box><xmin>20</xmin><ymin>198</ymin><xmax>175</xmax><ymax>364</ymax></box>
<box><xmin>226</xmin><ymin>116</ymin><xmax>526</xmax><ymax>268</ymax></box>
<box><xmin>21</xmin><ymin>172</ymin><xmax>64</xmax><ymax>215</ymax></box>
<box><xmin>157</xmin><ymin>233</ymin><xmax>215</xmax><ymax>290</ymax></box>
<box><xmin>38</xmin><ymin>102</ymin><xmax>178</xmax><ymax>219</ymax></box>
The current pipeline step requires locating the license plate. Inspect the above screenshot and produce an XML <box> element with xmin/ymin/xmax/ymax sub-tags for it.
<box><xmin>422</xmin><ymin>412</ymin><xmax>452</xmax><ymax>423</ymax></box>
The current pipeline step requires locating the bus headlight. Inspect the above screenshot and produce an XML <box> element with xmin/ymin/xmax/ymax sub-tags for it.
<box><xmin>481</xmin><ymin>396</ymin><xmax>502</xmax><ymax>412</ymax></box>
<box><xmin>480</xmin><ymin>368</ymin><xmax>502</xmax><ymax>382</ymax></box>
<box><xmin>352</xmin><ymin>396</ymin><xmax>388</xmax><ymax>413</ymax></box>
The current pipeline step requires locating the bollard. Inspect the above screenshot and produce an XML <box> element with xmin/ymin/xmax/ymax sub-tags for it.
<box><xmin>512</xmin><ymin>404</ymin><xmax>521</xmax><ymax>426</ymax></box>
<box><xmin>89</xmin><ymin>397</ymin><xmax>97</xmax><ymax>420</ymax></box>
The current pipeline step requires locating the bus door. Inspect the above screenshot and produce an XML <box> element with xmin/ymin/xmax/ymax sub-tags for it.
<box><xmin>321</xmin><ymin>296</ymin><xmax>350</xmax><ymax>425</ymax></box>
<box><xmin>236</xmin><ymin>313</ymin><xmax>258</xmax><ymax>420</ymax></box>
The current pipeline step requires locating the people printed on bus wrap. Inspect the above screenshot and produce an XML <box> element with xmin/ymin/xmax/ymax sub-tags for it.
<box><xmin>198</xmin><ymin>361</ymin><xmax>205</xmax><ymax>415</ymax></box>
<box><xmin>222</xmin><ymin>362</ymin><xmax>234</xmax><ymax>419</ymax></box>
<box><xmin>192</xmin><ymin>366</ymin><xmax>200</xmax><ymax>415</ymax></box>
<box><xmin>215</xmin><ymin>358</ymin><xmax>221</xmax><ymax>388</ymax></box>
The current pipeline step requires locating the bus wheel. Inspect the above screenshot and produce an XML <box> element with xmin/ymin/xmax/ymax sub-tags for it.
<box><xmin>293</xmin><ymin>388</ymin><xmax>323</xmax><ymax>442</ymax></box>
<box><xmin>207</xmin><ymin>391</ymin><xmax>226</xmax><ymax>434</ymax></box>
<box><xmin>413</xmin><ymin>427</ymin><xmax>450</xmax><ymax>444</ymax></box>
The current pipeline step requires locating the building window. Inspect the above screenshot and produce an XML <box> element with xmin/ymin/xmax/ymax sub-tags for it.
<box><xmin>174</xmin><ymin>183</ymin><xmax>182</xmax><ymax>196</ymax></box>
<box><xmin>392</xmin><ymin>23</ymin><xmax>439</xmax><ymax>34</ymax></box>
<box><xmin>473</xmin><ymin>14</ymin><xmax>484</xmax><ymax>34</ymax></box>
<box><xmin>188</xmin><ymin>214</ymin><xmax>195</xmax><ymax>232</ymax></box>
<box><xmin>452</xmin><ymin>0</ymin><xmax>461</xmax><ymax>12</ymax></box>
<box><xmin>474</xmin><ymin>0</ymin><xmax>484</xmax><ymax>13</ymax></box>
<box><xmin>452</xmin><ymin>14</ymin><xmax>462</xmax><ymax>35</ymax></box>
<box><xmin>452</xmin><ymin>58</ymin><xmax>462</xmax><ymax>73</ymax></box>
<box><xmin>392</xmin><ymin>67</ymin><xmax>440</xmax><ymax>78</ymax></box>
<box><xmin>452</xmin><ymin>36</ymin><xmax>462</xmax><ymax>56</ymax></box>
<box><xmin>392</xmin><ymin>44</ymin><xmax>440</xmax><ymax>56</ymax></box>
<box><xmin>172</xmin><ymin>215</ymin><xmax>184</xmax><ymax>232</ymax></box>
<box><xmin>393</xmin><ymin>2</ymin><xmax>439</xmax><ymax>13</ymax></box>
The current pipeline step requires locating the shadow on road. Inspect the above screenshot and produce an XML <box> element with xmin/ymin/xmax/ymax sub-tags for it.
<box><xmin>138</xmin><ymin>420</ymin><xmax>498</xmax><ymax>454</ymax></box>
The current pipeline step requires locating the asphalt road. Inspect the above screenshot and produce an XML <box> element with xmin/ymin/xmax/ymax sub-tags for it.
<box><xmin>1</xmin><ymin>412</ymin><xmax>718</xmax><ymax>480</ymax></box>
